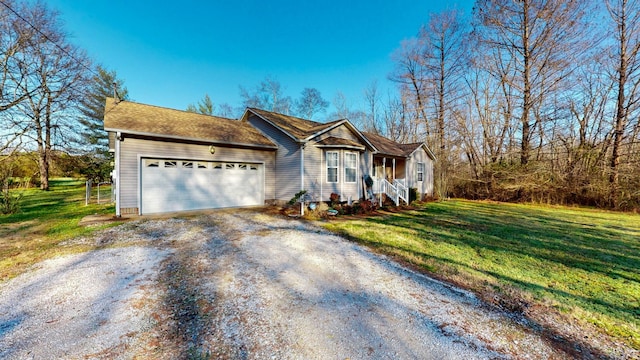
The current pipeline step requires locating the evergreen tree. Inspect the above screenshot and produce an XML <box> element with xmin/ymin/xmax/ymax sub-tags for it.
<box><xmin>78</xmin><ymin>65</ymin><xmax>128</xmax><ymax>157</ymax></box>
<box><xmin>77</xmin><ymin>65</ymin><xmax>128</xmax><ymax>182</ymax></box>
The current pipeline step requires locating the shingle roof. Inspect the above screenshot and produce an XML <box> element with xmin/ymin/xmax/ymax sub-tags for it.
<box><xmin>398</xmin><ymin>142</ymin><xmax>425</xmax><ymax>156</ymax></box>
<box><xmin>103</xmin><ymin>98</ymin><xmax>276</xmax><ymax>148</ymax></box>
<box><xmin>363</xmin><ymin>132</ymin><xmax>433</xmax><ymax>158</ymax></box>
<box><xmin>314</xmin><ymin>136</ymin><xmax>366</xmax><ymax>149</ymax></box>
<box><xmin>247</xmin><ymin>108</ymin><xmax>344</xmax><ymax>140</ymax></box>
<box><xmin>362</xmin><ymin>132</ymin><xmax>406</xmax><ymax>157</ymax></box>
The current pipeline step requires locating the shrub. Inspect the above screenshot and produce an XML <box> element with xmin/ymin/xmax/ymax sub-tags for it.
<box><xmin>409</xmin><ymin>188</ymin><xmax>418</xmax><ymax>203</ymax></box>
<box><xmin>360</xmin><ymin>200</ymin><xmax>375</xmax><ymax>213</ymax></box>
<box><xmin>1</xmin><ymin>189</ymin><xmax>22</xmax><ymax>215</ymax></box>
<box><xmin>288</xmin><ymin>190</ymin><xmax>307</xmax><ymax>205</ymax></box>
<box><xmin>330</xmin><ymin>193</ymin><xmax>340</xmax><ymax>206</ymax></box>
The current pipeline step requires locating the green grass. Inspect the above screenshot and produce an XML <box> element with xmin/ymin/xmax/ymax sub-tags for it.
<box><xmin>0</xmin><ymin>179</ymin><xmax>118</xmax><ymax>282</ymax></box>
<box><xmin>324</xmin><ymin>200</ymin><xmax>640</xmax><ymax>350</ymax></box>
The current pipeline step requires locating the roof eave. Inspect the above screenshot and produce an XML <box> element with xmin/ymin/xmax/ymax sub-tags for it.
<box><xmin>314</xmin><ymin>144</ymin><xmax>366</xmax><ymax>151</ymax></box>
<box><xmin>306</xmin><ymin>120</ymin><xmax>378</xmax><ymax>152</ymax></box>
<box><xmin>303</xmin><ymin>119</ymin><xmax>347</xmax><ymax>141</ymax></box>
<box><xmin>244</xmin><ymin>109</ymin><xmax>303</xmax><ymax>143</ymax></box>
<box><xmin>104</xmin><ymin>127</ymin><xmax>278</xmax><ymax>150</ymax></box>
<box><xmin>410</xmin><ymin>143</ymin><xmax>436</xmax><ymax>160</ymax></box>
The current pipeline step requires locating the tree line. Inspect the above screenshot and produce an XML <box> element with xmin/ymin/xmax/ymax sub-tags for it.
<box><xmin>386</xmin><ymin>0</ymin><xmax>639</xmax><ymax>210</ymax></box>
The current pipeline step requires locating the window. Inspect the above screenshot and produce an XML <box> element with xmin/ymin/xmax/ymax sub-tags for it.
<box><xmin>213</xmin><ymin>162</ymin><xmax>223</xmax><ymax>169</ymax></box>
<box><xmin>250</xmin><ymin>165</ymin><xmax>258</xmax><ymax>171</ymax></box>
<box><xmin>182</xmin><ymin>161</ymin><xmax>193</xmax><ymax>168</ymax></box>
<box><xmin>238</xmin><ymin>164</ymin><xmax>247</xmax><ymax>170</ymax></box>
<box><xmin>145</xmin><ymin>160</ymin><xmax>159</xmax><ymax>167</ymax></box>
<box><xmin>326</xmin><ymin>151</ymin><xmax>338</xmax><ymax>183</ymax></box>
<box><xmin>417</xmin><ymin>162</ymin><xmax>424</xmax><ymax>182</ymax></box>
<box><xmin>225</xmin><ymin>163</ymin><xmax>235</xmax><ymax>170</ymax></box>
<box><xmin>164</xmin><ymin>161</ymin><xmax>177</xmax><ymax>168</ymax></box>
<box><xmin>344</xmin><ymin>153</ymin><xmax>357</xmax><ymax>183</ymax></box>
<box><xmin>197</xmin><ymin>162</ymin><xmax>208</xmax><ymax>169</ymax></box>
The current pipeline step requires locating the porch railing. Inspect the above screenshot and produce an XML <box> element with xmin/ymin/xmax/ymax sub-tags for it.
<box><xmin>372</xmin><ymin>178</ymin><xmax>408</xmax><ymax>205</ymax></box>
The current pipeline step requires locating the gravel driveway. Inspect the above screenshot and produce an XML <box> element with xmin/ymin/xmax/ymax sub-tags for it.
<box><xmin>0</xmin><ymin>210</ymin><xmax>570</xmax><ymax>359</ymax></box>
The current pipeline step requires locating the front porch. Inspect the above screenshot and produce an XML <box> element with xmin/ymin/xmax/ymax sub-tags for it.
<box><xmin>370</xmin><ymin>156</ymin><xmax>408</xmax><ymax>205</ymax></box>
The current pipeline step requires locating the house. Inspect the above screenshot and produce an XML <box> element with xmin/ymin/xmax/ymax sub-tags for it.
<box><xmin>104</xmin><ymin>97</ymin><xmax>435</xmax><ymax>215</ymax></box>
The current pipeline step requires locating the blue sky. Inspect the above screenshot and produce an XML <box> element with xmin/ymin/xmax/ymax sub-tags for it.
<box><xmin>47</xmin><ymin>0</ymin><xmax>474</xmax><ymax>119</ymax></box>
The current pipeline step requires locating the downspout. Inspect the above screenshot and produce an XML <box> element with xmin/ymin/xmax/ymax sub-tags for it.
<box><xmin>115</xmin><ymin>131</ymin><xmax>122</xmax><ymax>217</ymax></box>
<box><xmin>300</xmin><ymin>142</ymin><xmax>305</xmax><ymax>216</ymax></box>
<box><xmin>320</xmin><ymin>150</ymin><xmax>323</xmax><ymax>202</ymax></box>
<box><xmin>340</xmin><ymin>150</ymin><xmax>343</xmax><ymax>202</ymax></box>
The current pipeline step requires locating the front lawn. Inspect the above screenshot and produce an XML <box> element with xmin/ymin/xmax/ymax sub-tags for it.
<box><xmin>0</xmin><ymin>179</ymin><xmax>118</xmax><ymax>282</ymax></box>
<box><xmin>323</xmin><ymin>200</ymin><xmax>640</xmax><ymax>353</ymax></box>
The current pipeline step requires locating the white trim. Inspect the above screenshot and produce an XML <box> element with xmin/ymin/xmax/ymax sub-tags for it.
<box><xmin>314</xmin><ymin>144</ymin><xmax>366</xmax><ymax>151</ymax></box>
<box><xmin>104</xmin><ymin>127</ymin><xmax>278</xmax><ymax>150</ymax></box>
<box><xmin>115</xmin><ymin>132</ymin><xmax>121</xmax><ymax>217</ymax></box>
<box><xmin>417</xmin><ymin>162</ymin><xmax>425</xmax><ymax>182</ymax></box>
<box><xmin>300</xmin><ymin>143</ymin><xmax>305</xmax><ymax>216</ymax></box>
<box><xmin>392</xmin><ymin>158</ymin><xmax>396</xmax><ymax>181</ymax></box>
<box><xmin>344</xmin><ymin>152</ymin><xmax>357</xmax><ymax>183</ymax></box>
<box><xmin>326</xmin><ymin>150</ymin><xmax>339</xmax><ymax>183</ymax></box>
<box><xmin>405</xmin><ymin>143</ymin><xmax>436</xmax><ymax>161</ymax></box>
<box><xmin>321</xmin><ymin>150</ymin><xmax>324</xmax><ymax>201</ymax></box>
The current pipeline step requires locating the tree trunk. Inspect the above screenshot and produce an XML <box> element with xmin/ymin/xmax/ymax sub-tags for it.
<box><xmin>521</xmin><ymin>1</ymin><xmax>532</xmax><ymax>166</ymax></box>
<box><xmin>609</xmin><ymin>0</ymin><xmax>630</xmax><ymax>208</ymax></box>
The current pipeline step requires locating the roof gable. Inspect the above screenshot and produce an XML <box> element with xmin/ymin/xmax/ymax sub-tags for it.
<box><xmin>244</xmin><ymin>108</ymin><xmax>343</xmax><ymax>140</ymax></box>
<box><xmin>103</xmin><ymin>98</ymin><xmax>276</xmax><ymax>148</ymax></box>
<box><xmin>243</xmin><ymin>108</ymin><xmax>376</xmax><ymax>151</ymax></box>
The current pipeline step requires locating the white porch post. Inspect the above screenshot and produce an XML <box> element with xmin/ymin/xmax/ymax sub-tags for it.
<box><xmin>383</xmin><ymin>157</ymin><xmax>386</xmax><ymax>180</ymax></box>
<box><xmin>381</xmin><ymin>157</ymin><xmax>386</xmax><ymax>207</ymax></box>
<box><xmin>405</xmin><ymin>158</ymin><xmax>409</xmax><ymax>186</ymax></box>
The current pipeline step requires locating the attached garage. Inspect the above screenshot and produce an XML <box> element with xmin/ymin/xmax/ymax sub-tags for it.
<box><xmin>140</xmin><ymin>158</ymin><xmax>265</xmax><ymax>214</ymax></box>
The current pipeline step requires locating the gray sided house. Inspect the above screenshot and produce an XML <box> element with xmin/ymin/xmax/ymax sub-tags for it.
<box><xmin>104</xmin><ymin>97</ymin><xmax>435</xmax><ymax>215</ymax></box>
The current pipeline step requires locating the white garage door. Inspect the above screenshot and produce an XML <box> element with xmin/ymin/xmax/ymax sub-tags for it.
<box><xmin>140</xmin><ymin>158</ymin><xmax>264</xmax><ymax>214</ymax></box>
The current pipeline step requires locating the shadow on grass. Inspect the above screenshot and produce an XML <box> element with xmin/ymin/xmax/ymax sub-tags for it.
<box><xmin>331</xmin><ymin>201</ymin><xmax>640</xmax><ymax>356</ymax></box>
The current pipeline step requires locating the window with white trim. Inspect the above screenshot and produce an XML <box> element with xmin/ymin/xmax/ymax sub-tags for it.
<box><xmin>326</xmin><ymin>151</ymin><xmax>338</xmax><ymax>183</ymax></box>
<box><xmin>417</xmin><ymin>162</ymin><xmax>425</xmax><ymax>182</ymax></box>
<box><xmin>344</xmin><ymin>152</ymin><xmax>357</xmax><ymax>183</ymax></box>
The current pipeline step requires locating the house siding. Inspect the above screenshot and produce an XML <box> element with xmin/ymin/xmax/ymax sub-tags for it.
<box><xmin>118</xmin><ymin>136</ymin><xmax>275</xmax><ymax>211</ymax></box>
<box><xmin>301</xmin><ymin>123</ymin><xmax>372</xmax><ymax>202</ymax></box>
<box><xmin>322</xmin><ymin>125</ymin><xmax>359</xmax><ymax>142</ymax></box>
<box><xmin>246</xmin><ymin>114</ymin><xmax>302</xmax><ymax>201</ymax></box>
<box><xmin>305</xmin><ymin>146</ymin><xmax>369</xmax><ymax>202</ymax></box>
<box><xmin>407</xmin><ymin>147</ymin><xmax>434</xmax><ymax>198</ymax></box>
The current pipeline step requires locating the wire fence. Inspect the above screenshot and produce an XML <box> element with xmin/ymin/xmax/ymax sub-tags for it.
<box><xmin>85</xmin><ymin>181</ymin><xmax>114</xmax><ymax>205</ymax></box>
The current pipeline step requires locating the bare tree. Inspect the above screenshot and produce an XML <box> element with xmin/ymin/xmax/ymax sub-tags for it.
<box><xmin>420</xmin><ymin>9</ymin><xmax>469</xmax><ymax>198</ymax></box>
<box><xmin>1</xmin><ymin>0</ymin><xmax>31</xmax><ymax>159</ymax></box>
<box><xmin>606</xmin><ymin>0</ymin><xmax>640</xmax><ymax>207</ymax></box>
<box><xmin>240</xmin><ymin>76</ymin><xmax>292</xmax><ymax>114</ymax></box>
<box><xmin>9</xmin><ymin>2</ymin><xmax>91</xmax><ymax>190</ymax></box>
<box><xmin>474</xmin><ymin>0</ymin><xmax>594</xmax><ymax>165</ymax></box>
<box><xmin>390</xmin><ymin>38</ymin><xmax>431</xmax><ymax>138</ymax></box>
<box><xmin>294</xmin><ymin>87</ymin><xmax>329</xmax><ymax>120</ymax></box>
<box><xmin>363</xmin><ymin>81</ymin><xmax>383</xmax><ymax>134</ymax></box>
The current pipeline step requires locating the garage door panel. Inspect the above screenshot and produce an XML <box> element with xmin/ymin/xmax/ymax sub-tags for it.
<box><xmin>141</xmin><ymin>159</ymin><xmax>264</xmax><ymax>214</ymax></box>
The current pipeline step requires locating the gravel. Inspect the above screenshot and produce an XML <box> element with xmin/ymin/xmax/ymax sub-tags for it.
<box><xmin>0</xmin><ymin>210</ymin><xmax>575</xmax><ymax>359</ymax></box>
